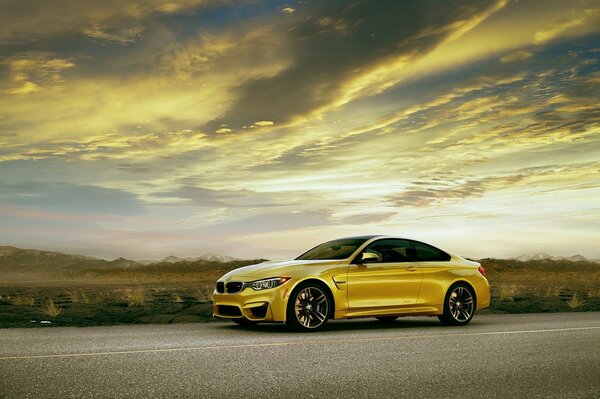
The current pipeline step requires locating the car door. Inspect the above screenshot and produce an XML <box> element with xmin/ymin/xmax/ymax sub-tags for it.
<box><xmin>408</xmin><ymin>240</ymin><xmax>453</xmax><ymax>306</ymax></box>
<box><xmin>347</xmin><ymin>239</ymin><xmax>423</xmax><ymax>310</ymax></box>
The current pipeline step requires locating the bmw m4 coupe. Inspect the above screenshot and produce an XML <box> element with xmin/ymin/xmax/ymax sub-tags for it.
<box><xmin>213</xmin><ymin>235</ymin><xmax>490</xmax><ymax>331</ymax></box>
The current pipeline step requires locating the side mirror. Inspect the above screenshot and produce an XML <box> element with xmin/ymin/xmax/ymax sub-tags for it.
<box><xmin>360</xmin><ymin>252</ymin><xmax>380</xmax><ymax>264</ymax></box>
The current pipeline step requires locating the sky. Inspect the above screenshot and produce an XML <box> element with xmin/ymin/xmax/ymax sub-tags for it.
<box><xmin>0</xmin><ymin>0</ymin><xmax>599</xmax><ymax>260</ymax></box>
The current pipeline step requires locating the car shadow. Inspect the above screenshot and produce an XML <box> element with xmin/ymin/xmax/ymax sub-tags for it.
<box><xmin>216</xmin><ymin>316</ymin><xmax>457</xmax><ymax>334</ymax></box>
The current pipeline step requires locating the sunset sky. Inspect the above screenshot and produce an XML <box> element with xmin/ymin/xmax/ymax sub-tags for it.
<box><xmin>1</xmin><ymin>0</ymin><xmax>599</xmax><ymax>260</ymax></box>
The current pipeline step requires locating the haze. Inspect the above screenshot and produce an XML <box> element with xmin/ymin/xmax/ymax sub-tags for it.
<box><xmin>0</xmin><ymin>0</ymin><xmax>599</xmax><ymax>260</ymax></box>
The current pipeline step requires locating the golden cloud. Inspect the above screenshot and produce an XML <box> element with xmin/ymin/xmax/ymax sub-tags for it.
<box><xmin>1</xmin><ymin>52</ymin><xmax>75</xmax><ymax>95</ymax></box>
<box><xmin>82</xmin><ymin>23</ymin><xmax>145</xmax><ymax>44</ymax></box>
<box><xmin>500</xmin><ymin>50</ymin><xmax>534</xmax><ymax>63</ymax></box>
<box><xmin>0</xmin><ymin>0</ymin><xmax>217</xmax><ymax>43</ymax></box>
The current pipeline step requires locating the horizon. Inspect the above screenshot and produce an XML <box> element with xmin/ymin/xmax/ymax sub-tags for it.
<box><xmin>1</xmin><ymin>242</ymin><xmax>597</xmax><ymax>263</ymax></box>
<box><xmin>1</xmin><ymin>1</ymin><xmax>599</xmax><ymax>261</ymax></box>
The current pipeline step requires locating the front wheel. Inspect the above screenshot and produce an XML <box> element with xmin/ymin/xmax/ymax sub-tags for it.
<box><xmin>438</xmin><ymin>283</ymin><xmax>475</xmax><ymax>326</ymax></box>
<box><xmin>286</xmin><ymin>283</ymin><xmax>330</xmax><ymax>332</ymax></box>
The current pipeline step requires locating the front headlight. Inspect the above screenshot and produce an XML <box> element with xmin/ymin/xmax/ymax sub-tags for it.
<box><xmin>250</xmin><ymin>277</ymin><xmax>290</xmax><ymax>291</ymax></box>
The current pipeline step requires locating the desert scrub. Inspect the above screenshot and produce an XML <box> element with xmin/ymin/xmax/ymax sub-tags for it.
<box><xmin>10</xmin><ymin>296</ymin><xmax>35</xmax><ymax>306</ymax></box>
<box><xmin>124</xmin><ymin>288</ymin><xmax>145</xmax><ymax>306</ymax></box>
<box><xmin>80</xmin><ymin>291</ymin><xmax>91</xmax><ymax>304</ymax></box>
<box><xmin>195</xmin><ymin>286</ymin><xmax>213</xmax><ymax>302</ymax></box>
<box><xmin>587</xmin><ymin>289</ymin><xmax>600</xmax><ymax>299</ymax></box>
<box><xmin>171</xmin><ymin>294</ymin><xmax>184</xmax><ymax>303</ymax></box>
<box><xmin>67</xmin><ymin>290</ymin><xmax>91</xmax><ymax>304</ymax></box>
<box><xmin>499</xmin><ymin>285</ymin><xmax>518</xmax><ymax>301</ymax></box>
<box><xmin>67</xmin><ymin>290</ymin><xmax>80</xmax><ymax>303</ymax></box>
<box><xmin>567</xmin><ymin>292</ymin><xmax>583</xmax><ymax>309</ymax></box>
<box><xmin>42</xmin><ymin>297</ymin><xmax>62</xmax><ymax>317</ymax></box>
<box><xmin>544</xmin><ymin>286</ymin><xmax>562</xmax><ymax>297</ymax></box>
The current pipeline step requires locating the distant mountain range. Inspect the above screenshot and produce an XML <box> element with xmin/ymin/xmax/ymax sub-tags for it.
<box><xmin>0</xmin><ymin>246</ymin><xmax>239</xmax><ymax>266</ymax></box>
<box><xmin>0</xmin><ymin>245</ymin><xmax>140</xmax><ymax>272</ymax></box>
<box><xmin>0</xmin><ymin>245</ymin><xmax>243</xmax><ymax>280</ymax></box>
<box><xmin>139</xmin><ymin>254</ymin><xmax>239</xmax><ymax>265</ymax></box>
<box><xmin>512</xmin><ymin>252</ymin><xmax>600</xmax><ymax>263</ymax></box>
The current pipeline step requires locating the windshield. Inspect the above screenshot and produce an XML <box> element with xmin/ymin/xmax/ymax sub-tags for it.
<box><xmin>295</xmin><ymin>238</ymin><xmax>369</xmax><ymax>260</ymax></box>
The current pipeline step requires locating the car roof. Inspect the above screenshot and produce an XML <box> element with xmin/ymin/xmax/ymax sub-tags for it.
<box><xmin>338</xmin><ymin>235</ymin><xmax>382</xmax><ymax>240</ymax></box>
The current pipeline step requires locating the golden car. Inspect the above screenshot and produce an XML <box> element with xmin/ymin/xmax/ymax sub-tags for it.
<box><xmin>213</xmin><ymin>235</ymin><xmax>490</xmax><ymax>331</ymax></box>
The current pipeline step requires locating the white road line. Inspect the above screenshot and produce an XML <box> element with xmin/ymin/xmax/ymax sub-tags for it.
<box><xmin>1</xmin><ymin>326</ymin><xmax>599</xmax><ymax>361</ymax></box>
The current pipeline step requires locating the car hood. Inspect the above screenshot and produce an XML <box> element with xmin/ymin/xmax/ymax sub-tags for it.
<box><xmin>219</xmin><ymin>259</ymin><xmax>342</xmax><ymax>281</ymax></box>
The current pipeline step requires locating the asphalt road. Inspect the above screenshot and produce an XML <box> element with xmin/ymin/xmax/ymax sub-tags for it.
<box><xmin>1</xmin><ymin>313</ymin><xmax>599</xmax><ymax>399</ymax></box>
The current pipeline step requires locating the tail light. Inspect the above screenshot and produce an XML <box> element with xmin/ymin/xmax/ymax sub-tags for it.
<box><xmin>478</xmin><ymin>265</ymin><xmax>486</xmax><ymax>277</ymax></box>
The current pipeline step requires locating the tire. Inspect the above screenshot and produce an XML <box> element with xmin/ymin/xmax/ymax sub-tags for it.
<box><xmin>231</xmin><ymin>317</ymin><xmax>258</xmax><ymax>327</ymax></box>
<box><xmin>438</xmin><ymin>283</ymin><xmax>476</xmax><ymax>326</ymax></box>
<box><xmin>286</xmin><ymin>282</ymin><xmax>331</xmax><ymax>332</ymax></box>
<box><xmin>375</xmin><ymin>316</ymin><xmax>399</xmax><ymax>322</ymax></box>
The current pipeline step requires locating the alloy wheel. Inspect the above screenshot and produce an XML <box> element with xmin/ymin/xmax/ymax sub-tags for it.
<box><xmin>448</xmin><ymin>286</ymin><xmax>474</xmax><ymax>322</ymax></box>
<box><xmin>294</xmin><ymin>287</ymin><xmax>328</xmax><ymax>329</ymax></box>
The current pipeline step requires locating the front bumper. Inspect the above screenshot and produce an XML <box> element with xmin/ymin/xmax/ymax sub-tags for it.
<box><xmin>212</xmin><ymin>281</ymin><xmax>292</xmax><ymax>322</ymax></box>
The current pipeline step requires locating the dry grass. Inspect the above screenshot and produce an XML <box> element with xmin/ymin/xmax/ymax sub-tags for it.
<box><xmin>195</xmin><ymin>286</ymin><xmax>213</xmax><ymax>302</ymax></box>
<box><xmin>171</xmin><ymin>294</ymin><xmax>184</xmax><ymax>303</ymax></box>
<box><xmin>544</xmin><ymin>286</ymin><xmax>562</xmax><ymax>297</ymax></box>
<box><xmin>499</xmin><ymin>285</ymin><xmax>518</xmax><ymax>301</ymax></box>
<box><xmin>10</xmin><ymin>296</ymin><xmax>35</xmax><ymax>306</ymax></box>
<box><xmin>124</xmin><ymin>288</ymin><xmax>145</xmax><ymax>307</ymax></box>
<box><xmin>67</xmin><ymin>290</ymin><xmax>92</xmax><ymax>304</ymax></box>
<box><xmin>567</xmin><ymin>292</ymin><xmax>584</xmax><ymax>309</ymax></box>
<box><xmin>80</xmin><ymin>291</ymin><xmax>91</xmax><ymax>304</ymax></box>
<box><xmin>587</xmin><ymin>289</ymin><xmax>600</xmax><ymax>299</ymax></box>
<box><xmin>42</xmin><ymin>297</ymin><xmax>62</xmax><ymax>317</ymax></box>
<box><xmin>67</xmin><ymin>290</ymin><xmax>80</xmax><ymax>303</ymax></box>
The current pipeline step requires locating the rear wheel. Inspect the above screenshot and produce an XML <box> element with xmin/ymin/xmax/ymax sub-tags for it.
<box><xmin>286</xmin><ymin>283</ymin><xmax>330</xmax><ymax>332</ymax></box>
<box><xmin>375</xmin><ymin>316</ymin><xmax>398</xmax><ymax>322</ymax></box>
<box><xmin>438</xmin><ymin>283</ymin><xmax>475</xmax><ymax>326</ymax></box>
<box><xmin>231</xmin><ymin>317</ymin><xmax>258</xmax><ymax>327</ymax></box>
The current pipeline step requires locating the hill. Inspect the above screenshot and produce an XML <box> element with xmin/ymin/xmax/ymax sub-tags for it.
<box><xmin>0</xmin><ymin>246</ymin><xmax>264</xmax><ymax>283</ymax></box>
<box><xmin>142</xmin><ymin>254</ymin><xmax>240</xmax><ymax>264</ymax></box>
<box><xmin>0</xmin><ymin>246</ymin><xmax>142</xmax><ymax>281</ymax></box>
<box><xmin>512</xmin><ymin>253</ymin><xmax>598</xmax><ymax>263</ymax></box>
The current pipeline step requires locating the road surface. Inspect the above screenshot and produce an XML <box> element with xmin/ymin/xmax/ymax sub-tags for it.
<box><xmin>1</xmin><ymin>313</ymin><xmax>599</xmax><ymax>398</ymax></box>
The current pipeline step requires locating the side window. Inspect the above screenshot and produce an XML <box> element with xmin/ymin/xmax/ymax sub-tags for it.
<box><xmin>410</xmin><ymin>241</ymin><xmax>451</xmax><ymax>262</ymax></box>
<box><xmin>361</xmin><ymin>239</ymin><xmax>414</xmax><ymax>263</ymax></box>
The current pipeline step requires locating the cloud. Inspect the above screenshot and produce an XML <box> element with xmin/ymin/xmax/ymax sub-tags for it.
<box><xmin>391</xmin><ymin>175</ymin><xmax>526</xmax><ymax>207</ymax></box>
<box><xmin>211</xmin><ymin>0</ymin><xmax>505</xmax><ymax>129</ymax></box>
<box><xmin>157</xmin><ymin>26</ymin><xmax>289</xmax><ymax>83</ymax></box>
<box><xmin>0</xmin><ymin>130</ymin><xmax>209</xmax><ymax>161</ymax></box>
<box><xmin>150</xmin><ymin>186</ymin><xmax>231</xmax><ymax>206</ymax></box>
<box><xmin>203</xmin><ymin>210</ymin><xmax>334</xmax><ymax>235</ymax></box>
<box><xmin>1</xmin><ymin>52</ymin><xmax>75</xmax><ymax>95</ymax></box>
<box><xmin>82</xmin><ymin>23</ymin><xmax>145</xmax><ymax>44</ymax></box>
<box><xmin>390</xmin><ymin>162</ymin><xmax>600</xmax><ymax>208</ymax></box>
<box><xmin>533</xmin><ymin>16</ymin><xmax>585</xmax><ymax>44</ymax></box>
<box><xmin>148</xmin><ymin>185</ymin><xmax>290</xmax><ymax>209</ymax></box>
<box><xmin>0</xmin><ymin>21</ymin><xmax>291</xmax><ymax>149</ymax></box>
<box><xmin>0</xmin><ymin>0</ymin><xmax>216</xmax><ymax>44</ymax></box>
<box><xmin>0</xmin><ymin>182</ymin><xmax>144</xmax><ymax>215</ymax></box>
<box><xmin>252</xmin><ymin>120</ymin><xmax>274</xmax><ymax>127</ymax></box>
<box><xmin>500</xmin><ymin>50</ymin><xmax>533</xmax><ymax>63</ymax></box>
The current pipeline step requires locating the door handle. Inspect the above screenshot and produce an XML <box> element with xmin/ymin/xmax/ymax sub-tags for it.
<box><xmin>405</xmin><ymin>267</ymin><xmax>418</xmax><ymax>272</ymax></box>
